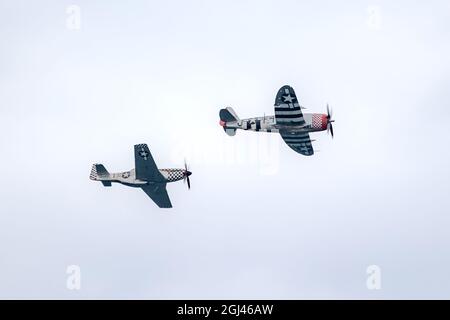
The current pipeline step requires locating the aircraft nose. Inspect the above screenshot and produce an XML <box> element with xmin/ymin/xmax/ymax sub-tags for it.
<box><xmin>186</xmin><ymin>171</ymin><xmax>192</xmax><ymax>177</ymax></box>
<box><xmin>322</xmin><ymin>114</ymin><xmax>328</xmax><ymax>130</ymax></box>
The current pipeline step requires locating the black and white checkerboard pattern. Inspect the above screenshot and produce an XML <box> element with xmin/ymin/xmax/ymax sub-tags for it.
<box><xmin>161</xmin><ymin>169</ymin><xmax>185</xmax><ymax>182</ymax></box>
<box><xmin>89</xmin><ymin>164</ymin><xmax>98</xmax><ymax>180</ymax></box>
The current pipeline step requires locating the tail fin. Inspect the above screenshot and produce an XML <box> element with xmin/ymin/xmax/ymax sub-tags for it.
<box><xmin>220</xmin><ymin>107</ymin><xmax>240</xmax><ymax>122</ymax></box>
<box><xmin>219</xmin><ymin>107</ymin><xmax>239</xmax><ymax>136</ymax></box>
<box><xmin>90</xmin><ymin>164</ymin><xmax>112</xmax><ymax>187</ymax></box>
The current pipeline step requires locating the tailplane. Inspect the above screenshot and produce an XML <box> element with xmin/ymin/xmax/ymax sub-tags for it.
<box><xmin>220</xmin><ymin>107</ymin><xmax>240</xmax><ymax>122</ymax></box>
<box><xmin>90</xmin><ymin>164</ymin><xmax>112</xmax><ymax>187</ymax></box>
<box><xmin>219</xmin><ymin>107</ymin><xmax>239</xmax><ymax>136</ymax></box>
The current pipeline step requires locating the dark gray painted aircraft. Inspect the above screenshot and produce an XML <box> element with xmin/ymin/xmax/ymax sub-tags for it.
<box><xmin>90</xmin><ymin>144</ymin><xmax>191</xmax><ymax>208</ymax></box>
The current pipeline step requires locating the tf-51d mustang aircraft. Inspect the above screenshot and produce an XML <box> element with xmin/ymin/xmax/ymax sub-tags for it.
<box><xmin>219</xmin><ymin>85</ymin><xmax>335</xmax><ymax>156</ymax></box>
<box><xmin>90</xmin><ymin>144</ymin><xmax>192</xmax><ymax>208</ymax></box>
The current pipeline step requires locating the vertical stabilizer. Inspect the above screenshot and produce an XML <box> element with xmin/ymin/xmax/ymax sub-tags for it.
<box><xmin>90</xmin><ymin>164</ymin><xmax>112</xmax><ymax>186</ymax></box>
<box><xmin>219</xmin><ymin>107</ymin><xmax>239</xmax><ymax>136</ymax></box>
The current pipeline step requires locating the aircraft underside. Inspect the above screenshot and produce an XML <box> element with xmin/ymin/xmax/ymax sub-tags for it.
<box><xmin>90</xmin><ymin>144</ymin><xmax>192</xmax><ymax>208</ymax></box>
<box><xmin>219</xmin><ymin>85</ymin><xmax>334</xmax><ymax>156</ymax></box>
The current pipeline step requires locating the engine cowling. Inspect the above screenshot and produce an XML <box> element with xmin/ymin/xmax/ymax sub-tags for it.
<box><xmin>311</xmin><ymin>114</ymin><xmax>328</xmax><ymax>131</ymax></box>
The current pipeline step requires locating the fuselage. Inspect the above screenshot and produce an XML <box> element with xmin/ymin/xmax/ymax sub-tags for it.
<box><xmin>220</xmin><ymin>113</ymin><xmax>328</xmax><ymax>133</ymax></box>
<box><xmin>103</xmin><ymin>168</ymin><xmax>187</xmax><ymax>187</ymax></box>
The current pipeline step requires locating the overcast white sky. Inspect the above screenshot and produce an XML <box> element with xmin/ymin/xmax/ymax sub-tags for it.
<box><xmin>1</xmin><ymin>0</ymin><xmax>450</xmax><ymax>299</ymax></box>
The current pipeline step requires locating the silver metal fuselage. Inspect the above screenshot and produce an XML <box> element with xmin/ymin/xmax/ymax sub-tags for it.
<box><xmin>101</xmin><ymin>168</ymin><xmax>186</xmax><ymax>187</ymax></box>
<box><xmin>223</xmin><ymin>113</ymin><xmax>328</xmax><ymax>133</ymax></box>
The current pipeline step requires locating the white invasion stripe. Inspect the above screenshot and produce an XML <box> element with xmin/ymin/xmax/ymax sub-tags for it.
<box><xmin>277</xmin><ymin>103</ymin><xmax>300</xmax><ymax>108</ymax></box>
<box><xmin>282</xmin><ymin>133</ymin><xmax>309</xmax><ymax>138</ymax></box>
<box><xmin>284</xmin><ymin>139</ymin><xmax>311</xmax><ymax>143</ymax></box>
<box><xmin>275</xmin><ymin>110</ymin><xmax>303</xmax><ymax>116</ymax></box>
<box><xmin>282</xmin><ymin>136</ymin><xmax>310</xmax><ymax>141</ymax></box>
<box><xmin>289</xmin><ymin>143</ymin><xmax>312</xmax><ymax>147</ymax></box>
<box><xmin>275</xmin><ymin>115</ymin><xmax>304</xmax><ymax>120</ymax></box>
<box><xmin>277</xmin><ymin>119</ymin><xmax>304</xmax><ymax>123</ymax></box>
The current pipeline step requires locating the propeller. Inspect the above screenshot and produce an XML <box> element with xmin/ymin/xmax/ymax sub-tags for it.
<box><xmin>326</xmin><ymin>103</ymin><xmax>335</xmax><ymax>138</ymax></box>
<box><xmin>183</xmin><ymin>160</ymin><xmax>192</xmax><ymax>189</ymax></box>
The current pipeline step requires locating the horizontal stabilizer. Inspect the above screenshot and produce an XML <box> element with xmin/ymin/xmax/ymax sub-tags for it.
<box><xmin>224</xmin><ymin>128</ymin><xmax>237</xmax><ymax>136</ymax></box>
<box><xmin>220</xmin><ymin>107</ymin><xmax>239</xmax><ymax>136</ymax></box>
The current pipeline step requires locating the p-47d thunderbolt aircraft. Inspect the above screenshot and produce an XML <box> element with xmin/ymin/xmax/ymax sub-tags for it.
<box><xmin>89</xmin><ymin>144</ymin><xmax>192</xmax><ymax>208</ymax></box>
<box><xmin>219</xmin><ymin>85</ymin><xmax>335</xmax><ymax>156</ymax></box>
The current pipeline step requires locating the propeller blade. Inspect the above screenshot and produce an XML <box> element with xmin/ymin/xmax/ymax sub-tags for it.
<box><xmin>183</xmin><ymin>158</ymin><xmax>191</xmax><ymax>189</ymax></box>
<box><xmin>326</xmin><ymin>103</ymin><xmax>334</xmax><ymax>138</ymax></box>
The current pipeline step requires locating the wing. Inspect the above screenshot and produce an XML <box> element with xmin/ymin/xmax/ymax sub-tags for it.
<box><xmin>274</xmin><ymin>85</ymin><xmax>305</xmax><ymax>126</ymax></box>
<box><xmin>141</xmin><ymin>183</ymin><xmax>172</xmax><ymax>208</ymax></box>
<box><xmin>134</xmin><ymin>144</ymin><xmax>166</xmax><ymax>182</ymax></box>
<box><xmin>280</xmin><ymin>131</ymin><xmax>314</xmax><ymax>156</ymax></box>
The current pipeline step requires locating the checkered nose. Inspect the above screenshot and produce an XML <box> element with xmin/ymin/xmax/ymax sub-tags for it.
<box><xmin>312</xmin><ymin>114</ymin><xmax>329</xmax><ymax>130</ymax></box>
